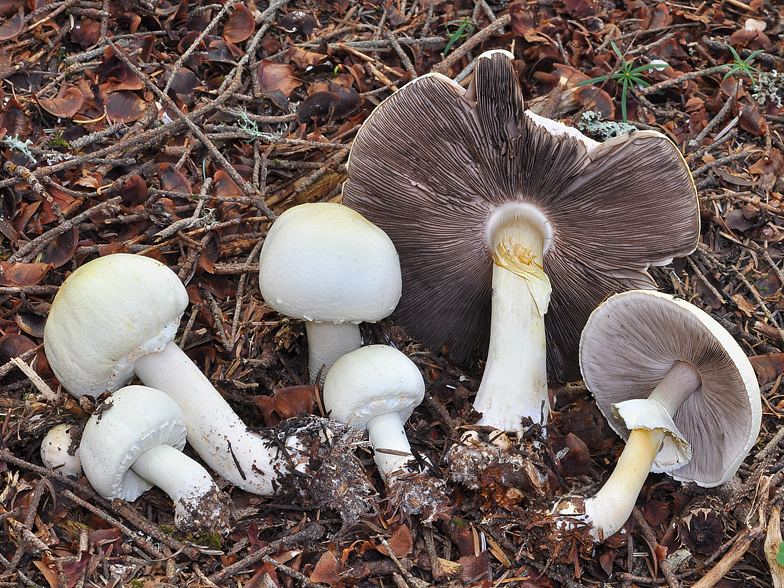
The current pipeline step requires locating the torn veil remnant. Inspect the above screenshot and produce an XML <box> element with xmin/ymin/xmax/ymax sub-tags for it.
<box><xmin>554</xmin><ymin>290</ymin><xmax>761</xmax><ymax>542</ymax></box>
<box><xmin>343</xmin><ymin>50</ymin><xmax>699</xmax><ymax>432</ymax></box>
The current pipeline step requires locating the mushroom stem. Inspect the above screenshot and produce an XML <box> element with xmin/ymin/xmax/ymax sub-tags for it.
<box><xmin>577</xmin><ymin>361</ymin><xmax>702</xmax><ymax>540</ymax></box>
<box><xmin>474</xmin><ymin>205</ymin><xmax>552</xmax><ymax>431</ymax></box>
<box><xmin>134</xmin><ymin>341</ymin><xmax>285</xmax><ymax>494</ymax></box>
<box><xmin>305</xmin><ymin>321</ymin><xmax>362</xmax><ymax>383</ymax></box>
<box><xmin>366</xmin><ymin>411</ymin><xmax>415</xmax><ymax>482</ymax></box>
<box><xmin>583</xmin><ymin>427</ymin><xmax>664</xmax><ymax>540</ymax></box>
<box><xmin>648</xmin><ymin>360</ymin><xmax>702</xmax><ymax>414</ymax></box>
<box><xmin>130</xmin><ymin>443</ymin><xmax>227</xmax><ymax>532</ymax></box>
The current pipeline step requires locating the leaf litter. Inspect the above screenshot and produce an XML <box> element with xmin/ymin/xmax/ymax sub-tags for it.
<box><xmin>0</xmin><ymin>0</ymin><xmax>783</xmax><ymax>587</ymax></box>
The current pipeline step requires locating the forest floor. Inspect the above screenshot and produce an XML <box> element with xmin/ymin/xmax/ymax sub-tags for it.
<box><xmin>0</xmin><ymin>0</ymin><xmax>784</xmax><ymax>586</ymax></box>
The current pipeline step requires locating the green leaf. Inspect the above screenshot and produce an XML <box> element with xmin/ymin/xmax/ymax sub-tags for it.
<box><xmin>443</xmin><ymin>18</ymin><xmax>471</xmax><ymax>56</ymax></box>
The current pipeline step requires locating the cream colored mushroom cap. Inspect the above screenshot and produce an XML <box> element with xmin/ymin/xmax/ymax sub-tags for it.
<box><xmin>80</xmin><ymin>385</ymin><xmax>187</xmax><ymax>501</ymax></box>
<box><xmin>44</xmin><ymin>254</ymin><xmax>189</xmax><ymax>399</ymax></box>
<box><xmin>40</xmin><ymin>423</ymin><xmax>82</xmax><ymax>478</ymax></box>
<box><xmin>580</xmin><ymin>290</ymin><xmax>761</xmax><ymax>487</ymax></box>
<box><xmin>258</xmin><ymin>203</ymin><xmax>402</xmax><ymax>324</ymax></box>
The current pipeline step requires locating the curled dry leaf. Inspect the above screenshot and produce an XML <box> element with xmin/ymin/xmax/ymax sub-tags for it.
<box><xmin>212</xmin><ymin>170</ymin><xmax>244</xmax><ymax>199</ymax></box>
<box><xmin>278</xmin><ymin>11</ymin><xmax>318</xmax><ymax>35</ymax></box>
<box><xmin>118</xmin><ymin>174</ymin><xmax>149</xmax><ymax>207</ymax></box>
<box><xmin>0</xmin><ymin>97</ymin><xmax>31</xmax><ymax>137</ymax></box>
<box><xmin>749</xmin><ymin>353</ymin><xmax>784</xmax><ymax>385</ymax></box>
<box><xmin>70</xmin><ymin>19</ymin><xmax>100</xmax><ymax>47</ymax></box>
<box><xmin>309</xmin><ymin>550</ymin><xmax>344</xmax><ymax>588</ymax></box>
<box><xmin>0</xmin><ymin>262</ymin><xmax>52</xmax><ymax>287</ymax></box>
<box><xmin>256</xmin><ymin>385</ymin><xmax>317</xmax><ymax>426</ymax></box>
<box><xmin>222</xmin><ymin>3</ymin><xmax>254</xmax><ymax>43</ymax></box>
<box><xmin>158</xmin><ymin>163</ymin><xmax>192</xmax><ymax>195</ymax></box>
<box><xmin>288</xmin><ymin>46</ymin><xmax>326</xmax><ymax>69</ymax></box>
<box><xmin>574</xmin><ymin>86</ymin><xmax>615</xmax><ymax>119</ymax></box>
<box><xmin>297</xmin><ymin>87</ymin><xmax>360</xmax><ymax>124</ymax></box>
<box><xmin>0</xmin><ymin>6</ymin><xmax>22</xmax><ymax>40</ymax></box>
<box><xmin>39</xmin><ymin>226</ymin><xmax>79</xmax><ymax>268</ymax></box>
<box><xmin>38</xmin><ymin>85</ymin><xmax>85</xmax><ymax>119</ymax></box>
<box><xmin>105</xmin><ymin>91</ymin><xmax>146</xmax><ymax>123</ymax></box>
<box><xmin>739</xmin><ymin>103</ymin><xmax>768</xmax><ymax>136</ymax></box>
<box><xmin>650</xmin><ymin>3</ymin><xmax>671</xmax><ymax>29</ymax></box>
<box><xmin>258</xmin><ymin>60</ymin><xmax>301</xmax><ymax>97</ymax></box>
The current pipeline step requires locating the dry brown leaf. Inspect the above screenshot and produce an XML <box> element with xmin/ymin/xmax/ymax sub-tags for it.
<box><xmin>223</xmin><ymin>3</ymin><xmax>254</xmax><ymax>43</ymax></box>
<box><xmin>0</xmin><ymin>262</ymin><xmax>53</xmax><ymax>287</ymax></box>
<box><xmin>258</xmin><ymin>60</ymin><xmax>301</xmax><ymax>97</ymax></box>
<box><xmin>0</xmin><ymin>7</ymin><xmax>23</xmax><ymax>41</ymax></box>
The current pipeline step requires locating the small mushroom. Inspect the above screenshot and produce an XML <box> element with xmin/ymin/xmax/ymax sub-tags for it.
<box><xmin>259</xmin><ymin>203</ymin><xmax>402</xmax><ymax>383</ymax></box>
<box><xmin>80</xmin><ymin>385</ymin><xmax>231</xmax><ymax>532</ymax></box>
<box><xmin>555</xmin><ymin>290</ymin><xmax>761</xmax><ymax>542</ymax></box>
<box><xmin>342</xmin><ymin>50</ymin><xmax>699</xmax><ymax>431</ymax></box>
<box><xmin>323</xmin><ymin>345</ymin><xmax>424</xmax><ymax>481</ymax></box>
<box><xmin>40</xmin><ymin>423</ymin><xmax>82</xmax><ymax>478</ymax></box>
<box><xmin>323</xmin><ymin>345</ymin><xmax>448</xmax><ymax>519</ymax></box>
<box><xmin>44</xmin><ymin>254</ymin><xmax>287</xmax><ymax>495</ymax></box>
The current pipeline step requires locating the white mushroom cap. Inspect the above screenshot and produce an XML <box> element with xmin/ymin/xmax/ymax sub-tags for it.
<box><xmin>323</xmin><ymin>344</ymin><xmax>424</xmax><ymax>429</ymax></box>
<box><xmin>80</xmin><ymin>385</ymin><xmax>232</xmax><ymax>532</ymax></box>
<box><xmin>580</xmin><ymin>290</ymin><xmax>761</xmax><ymax>487</ymax></box>
<box><xmin>44</xmin><ymin>254</ymin><xmax>189</xmax><ymax>399</ymax></box>
<box><xmin>258</xmin><ymin>203</ymin><xmax>402</xmax><ymax>324</ymax></box>
<box><xmin>40</xmin><ymin>423</ymin><xmax>82</xmax><ymax>478</ymax></box>
<box><xmin>80</xmin><ymin>385</ymin><xmax>187</xmax><ymax>501</ymax></box>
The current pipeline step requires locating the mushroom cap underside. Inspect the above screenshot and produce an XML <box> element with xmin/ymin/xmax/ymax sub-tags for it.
<box><xmin>259</xmin><ymin>202</ymin><xmax>402</xmax><ymax>323</ymax></box>
<box><xmin>43</xmin><ymin>253</ymin><xmax>189</xmax><ymax>399</ymax></box>
<box><xmin>80</xmin><ymin>385</ymin><xmax>187</xmax><ymax>501</ymax></box>
<box><xmin>580</xmin><ymin>290</ymin><xmax>761</xmax><ymax>487</ymax></box>
<box><xmin>322</xmin><ymin>344</ymin><xmax>425</xmax><ymax>429</ymax></box>
<box><xmin>342</xmin><ymin>51</ymin><xmax>699</xmax><ymax>382</ymax></box>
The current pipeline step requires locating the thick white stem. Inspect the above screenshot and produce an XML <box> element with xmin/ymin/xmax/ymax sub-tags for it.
<box><xmin>366</xmin><ymin>411</ymin><xmax>414</xmax><ymax>482</ymax></box>
<box><xmin>584</xmin><ymin>427</ymin><xmax>664</xmax><ymax>541</ymax></box>
<box><xmin>474</xmin><ymin>207</ymin><xmax>551</xmax><ymax>431</ymax></box>
<box><xmin>305</xmin><ymin>321</ymin><xmax>362</xmax><ymax>384</ymax></box>
<box><xmin>131</xmin><ymin>443</ymin><xmax>216</xmax><ymax>505</ymax></box>
<box><xmin>134</xmin><ymin>341</ymin><xmax>285</xmax><ymax>495</ymax></box>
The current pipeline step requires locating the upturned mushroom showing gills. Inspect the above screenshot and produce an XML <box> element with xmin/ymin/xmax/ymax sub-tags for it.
<box><xmin>342</xmin><ymin>50</ymin><xmax>699</xmax><ymax>432</ymax></box>
<box><xmin>80</xmin><ymin>386</ymin><xmax>231</xmax><ymax>532</ymax></box>
<box><xmin>258</xmin><ymin>203</ymin><xmax>402</xmax><ymax>383</ymax></box>
<box><xmin>43</xmin><ymin>253</ymin><xmax>286</xmax><ymax>495</ymax></box>
<box><xmin>555</xmin><ymin>290</ymin><xmax>761</xmax><ymax>542</ymax></box>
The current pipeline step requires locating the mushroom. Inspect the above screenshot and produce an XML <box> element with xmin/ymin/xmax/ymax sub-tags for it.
<box><xmin>342</xmin><ymin>50</ymin><xmax>699</xmax><ymax>431</ymax></box>
<box><xmin>80</xmin><ymin>385</ymin><xmax>231</xmax><ymax>532</ymax></box>
<box><xmin>555</xmin><ymin>290</ymin><xmax>761</xmax><ymax>542</ymax></box>
<box><xmin>44</xmin><ymin>253</ymin><xmax>287</xmax><ymax>495</ymax></box>
<box><xmin>323</xmin><ymin>344</ymin><xmax>425</xmax><ymax>482</ymax></box>
<box><xmin>258</xmin><ymin>203</ymin><xmax>402</xmax><ymax>383</ymax></box>
<box><xmin>40</xmin><ymin>423</ymin><xmax>82</xmax><ymax>478</ymax></box>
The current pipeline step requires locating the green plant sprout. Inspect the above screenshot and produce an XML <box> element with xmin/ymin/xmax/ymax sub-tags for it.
<box><xmin>443</xmin><ymin>17</ymin><xmax>474</xmax><ymax>56</ymax></box>
<box><xmin>777</xmin><ymin>540</ymin><xmax>784</xmax><ymax>566</ymax></box>
<box><xmin>720</xmin><ymin>46</ymin><xmax>764</xmax><ymax>88</ymax></box>
<box><xmin>578</xmin><ymin>42</ymin><xmax>668</xmax><ymax>123</ymax></box>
